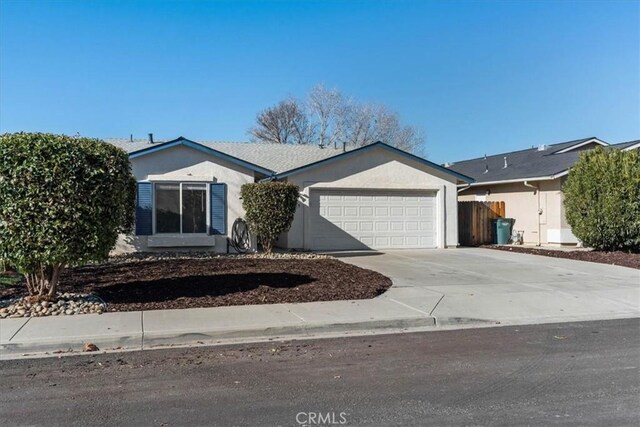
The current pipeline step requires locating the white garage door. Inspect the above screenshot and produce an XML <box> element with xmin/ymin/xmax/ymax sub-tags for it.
<box><xmin>308</xmin><ymin>189</ymin><xmax>437</xmax><ymax>250</ymax></box>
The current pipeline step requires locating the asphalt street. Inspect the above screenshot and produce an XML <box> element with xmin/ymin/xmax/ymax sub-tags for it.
<box><xmin>1</xmin><ymin>318</ymin><xmax>639</xmax><ymax>426</ymax></box>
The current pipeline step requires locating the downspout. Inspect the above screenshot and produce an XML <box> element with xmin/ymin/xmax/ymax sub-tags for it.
<box><xmin>523</xmin><ymin>181</ymin><xmax>541</xmax><ymax>246</ymax></box>
<box><xmin>457</xmin><ymin>183</ymin><xmax>471</xmax><ymax>193</ymax></box>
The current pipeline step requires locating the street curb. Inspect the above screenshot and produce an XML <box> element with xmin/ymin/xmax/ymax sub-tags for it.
<box><xmin>0</xmin><ymin>332</ymin><xmax>143</xmax><ymax>358</ymax></box>
<box><xmin>143</xmin><ymin>316</ymin><xmax>436</xmax><ymax>349</ymax></box>
<box><xmin>0</xmin><ymin>316</ymin><xmax>436</xmax><ymax>359</ymax></box>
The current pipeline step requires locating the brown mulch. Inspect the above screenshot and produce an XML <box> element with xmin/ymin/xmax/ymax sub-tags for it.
<box><xmin>484</xmin><ymin>245</ymin><xmax>640</xmax><ymax>270</ymax></box>
<box><xmin>0</xmin><ymin>258</ymin><xmax>392</xmax><ymax>312</ymax></box>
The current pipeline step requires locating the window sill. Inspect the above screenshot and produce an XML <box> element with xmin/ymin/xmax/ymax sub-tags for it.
<box><xmin>148</xmin><ymin>235</ymin><xmax>216</xmax><ymax>248</ymax></box>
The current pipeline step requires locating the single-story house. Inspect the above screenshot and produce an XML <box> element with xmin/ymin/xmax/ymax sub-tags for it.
<box><xmin>107</xmin><ymin>136</ymin><xmax>473</xmax><ymax>253</ymax></box>
<box><xmin>447</xmin><ymin>137</ymin><xmax>639</xmax><ymax>246</ymax></box>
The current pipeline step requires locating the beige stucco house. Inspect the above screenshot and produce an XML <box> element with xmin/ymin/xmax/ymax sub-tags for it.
<box><xmin>448</xmin><ymin>137</ymin><xmax>640</xmax><ymax>246</ymax></box>
<box><xmin>107</xmin><ymin>136</ymin><xmax>473</xmax><ymax>253</ymax></box>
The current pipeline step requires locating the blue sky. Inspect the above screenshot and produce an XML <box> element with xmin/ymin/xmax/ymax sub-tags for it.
<box><xmin>1</xmin><ymin>0</ymin><xmax>638</xmax><ymax>163</ymax></box>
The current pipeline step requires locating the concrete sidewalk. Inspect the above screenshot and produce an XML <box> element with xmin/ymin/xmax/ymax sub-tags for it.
<box><xmin>0</xmin><ymin>296</ymin><xmax>435</xmax><ymax>359</ymax></box>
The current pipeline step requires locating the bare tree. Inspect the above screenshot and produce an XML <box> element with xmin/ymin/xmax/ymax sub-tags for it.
<box><xmin>308</xmin><ymin>84</ymin><xmax>345</xmax><ymax>148</ymax></box>
<box><xmin>340</xmin><ymin>102</ymin><xmax>423</xmax><ymax>152</ymax></box>
<box><xmin>249</xmin><ymin>98</ymin><xmax>313</xmax><ymax>144</ymax></box>
<box><xmin>249</xmin><ymin>86</ymin><xmax>425</xmax><ymax>153</ymax></box>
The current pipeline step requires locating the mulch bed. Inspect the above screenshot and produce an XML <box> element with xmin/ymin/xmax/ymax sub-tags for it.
<box><xmin>0</xmin><ymin>258</ymin><xmax>392</xmax><ymax>312</ymax></box>
<box><xmin>484</xmin><ymin>245</ymin><xmax>640</xmax><ymax>270</ymax></box>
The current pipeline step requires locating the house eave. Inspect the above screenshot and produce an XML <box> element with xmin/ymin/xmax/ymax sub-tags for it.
<box><xmin>456</xmin><ymin>171</ymin><xmax>568</xmax><ymax>188</ymax></box>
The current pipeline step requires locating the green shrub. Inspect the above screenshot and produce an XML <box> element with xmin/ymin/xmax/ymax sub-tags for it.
<box><xmin>563</xmin><ymin>147</ymin><xmax>640</xmax><ymax>252</ymax></box>
<box><xmin>240</xmin><ymin>182</ymin><xmax>300</xmax><ymax>254</ymax></box>
<box><xmin>0</xmin><ymin>132</ymin><xmax>136</xmax><ymax>299</ymax></box>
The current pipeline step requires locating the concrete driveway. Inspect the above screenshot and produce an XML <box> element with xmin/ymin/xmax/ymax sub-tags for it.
<box><xmin>336</xmin><ymin>248</ymin><xmax>640</xmax><ymax>327</ymax></box>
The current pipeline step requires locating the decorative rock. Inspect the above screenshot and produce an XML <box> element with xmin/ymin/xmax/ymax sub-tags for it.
<box><xmin>0</xmin><ymin>292</ymin><xmax>106</xmax><ymax>319</ymax></box>
<box><xmin>83</xmin><ymin>342</ymin><xmax>99</xmax><ymax>352</ymax></box>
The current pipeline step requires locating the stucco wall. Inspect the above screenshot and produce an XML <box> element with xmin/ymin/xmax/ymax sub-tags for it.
<box><xmin>282</xmin><ymin>146</ymin><xmax>460</xmax><ymax>249</ymax></box>
<box><xmin>114</xmin><ymin>145</ymin><xmax>255</xmax><ymax>253</ymax></box>
<box><xmin>458</xmin><ymin>178</ymin><xmax>577</xmax><ymax>245</ymax></box>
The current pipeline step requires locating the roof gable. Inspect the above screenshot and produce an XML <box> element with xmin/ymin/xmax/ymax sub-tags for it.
<box><xmin>262</xmin><ymin>141</ymin><xmax>474</xmax><ymax>183</ymax></box>
<box><xmin>549</xmin><ymin>137</ymin><xmax>608</xmax><ymax>154</ymax></box>
<box><xmin>127</xmin><ymin>137</ymin><xmax>274</xmax><ymax>175</ymax></box>
<box><xmin>612</xmin><ymin>140</ymin><xmax>640</xmax><ymax>151</ymax></box>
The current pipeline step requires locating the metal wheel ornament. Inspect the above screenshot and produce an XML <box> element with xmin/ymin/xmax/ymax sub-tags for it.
<box><xmin>231</xmin><ymin>218</ymin><xmax>252</xmax><ymax>253</ymax></box>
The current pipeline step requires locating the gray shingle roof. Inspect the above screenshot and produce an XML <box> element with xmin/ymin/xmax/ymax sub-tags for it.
<box><xmin>446</xmin><ymin>137</ymin><xmax>602</xmax><ymax>184</ymax></box>
<box><xmin>610</xmin><ymin>139</ymin><xmax>640</xmax><ymax>150</ymax></box>
<box><xmin>105</xmin><ymin>138</ymin><xmax>354</xmax><ymax>174</ymax></box>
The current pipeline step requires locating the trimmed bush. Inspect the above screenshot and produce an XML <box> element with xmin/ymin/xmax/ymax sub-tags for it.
<box><xmin>240</xmin><ymin>182</ymin><xmax>300</xmax><ymax>254</ymax></box>
<box><xmin>563</xmin><ymin>147</ymin><xmax>640</xmax><ymax>252</ymax></box>
<box><xmin>0</xmin><ymin>132</ymin><xmax>136</xmax><ymax>299</ymax></box>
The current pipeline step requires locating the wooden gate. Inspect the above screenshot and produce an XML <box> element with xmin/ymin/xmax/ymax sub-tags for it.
<box><xmin>458</xmin><ymin>201</ymin><xmax>505</xmax><ymax>246</ymax></box>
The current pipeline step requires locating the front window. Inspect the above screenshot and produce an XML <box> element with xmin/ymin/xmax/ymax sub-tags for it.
<box><xmin>155</xmin><ymin>183</ymin><xmax>207</xmax><ymax>234</ymax></box>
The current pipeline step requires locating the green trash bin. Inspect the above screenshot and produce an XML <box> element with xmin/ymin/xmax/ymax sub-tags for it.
<box><xmin>495</xmin><ymin>218</ymin><xmax>513</xmax><ymax>245</ymax></box>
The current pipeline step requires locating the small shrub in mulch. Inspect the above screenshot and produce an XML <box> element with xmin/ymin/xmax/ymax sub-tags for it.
<box><xmin>0</xmin><ymin>257</ymin><xmax>392</xmax><ymax>312</ymax></box>
<box><xmin>485</xmin><ymin>245</ymin><xmax>640</xmax><ymax>270</ymax></box>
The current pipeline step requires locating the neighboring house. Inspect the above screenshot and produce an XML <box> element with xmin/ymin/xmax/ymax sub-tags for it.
<box><xmin>107</xmin><ymin>136</ymin><xmax>473</xmax><ymax>253</ymax></box>
<box><xmin>447</xmin><ymin>137</ymin><xmax>640</xmax><ymax>246</ymax></box>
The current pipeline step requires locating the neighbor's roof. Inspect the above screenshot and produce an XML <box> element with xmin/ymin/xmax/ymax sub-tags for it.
<box><xmin>445</xmin><ymin>137</ymin><xmax>610</xmax><ymax>186</ymax></box>
<box><xmin>610</xmin><ymin>139</ymin><xmax>640</xmax><ymax>151</ymax></box>
<box><xmin>106</xmin><ymin>137</ymin><xmax>355</xmax><ymax>174</ymax></box>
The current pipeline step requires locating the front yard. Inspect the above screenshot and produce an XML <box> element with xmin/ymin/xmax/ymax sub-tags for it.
<box><xmin>0</xmin><ymin>254</ymin><xmax>392</xmax><ymax>313</ymax></box>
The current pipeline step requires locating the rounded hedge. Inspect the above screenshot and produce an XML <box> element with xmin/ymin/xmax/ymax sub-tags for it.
<box><xmin>563</xmin><ymin>147</ymin><xmax>640</xmax><ymax>252</ymax></box>
<box><xmin>240</xmin><ymin>182</ymin><xmax>300</xmax><ymax>253</ymax></box>
<box><xmin>0</xmin><ymin>132</ymin><xmax>136</xmax><ymax>296</ymax></box>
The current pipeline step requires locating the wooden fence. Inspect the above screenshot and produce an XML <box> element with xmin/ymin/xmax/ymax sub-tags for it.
<box><xmin>458</xmin><ymin>201</ymin><xmax>505</xmax><ymax>246</ymax></box>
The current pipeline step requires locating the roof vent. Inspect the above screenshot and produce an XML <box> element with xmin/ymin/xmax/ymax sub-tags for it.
<box><xmin>148</xmin><ymin>133</ymin><xmax>154</xmax><ymax>144</ymax></box>
<box><xmin>537</xmin><ymin>144</ymin><xmax>548</xmax><ymax>151</ymax></box>
<box><xmin>130</xmin><ymin>134</ymin><xmax>133</xmax><ymax>142</ymax></box>
<box><xmin>503</xmin><ymin>156</ymin><xmax>508</xmax><ymax>168</ymax></box>
<box><xmin>484</xmin><ymin>164</ymin><xmax>489</xmax><ymax>174</ymax></box>
<box><xmin>443</xmin><ymin>162</ymin><xmax>453</xmax><ymax>167</ymax></box>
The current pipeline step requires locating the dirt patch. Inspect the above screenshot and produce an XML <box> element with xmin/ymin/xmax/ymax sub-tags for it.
<box><xmin>0</xmin><ymin>258</ymin><xmax>392</xmax><ymax>311</ymax></box>
<box><xmin>485</xmin><ymin>245</ymin><xmax>640</xmax><ymax>270</ymax></box>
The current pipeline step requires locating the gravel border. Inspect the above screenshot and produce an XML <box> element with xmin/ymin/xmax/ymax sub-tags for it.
<box><xmin>0</xmin><ymin>292</ymin><xmax>106</xmax><ymax>318</ymax></box>
<box><xmin>105</xmin><ymin>251</ymin><xmax>332</xmax><ymax>265</ymax></box>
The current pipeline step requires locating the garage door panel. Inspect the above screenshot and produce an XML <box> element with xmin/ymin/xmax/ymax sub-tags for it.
<box><xmin>391</xmin><ymin>236</ymin><xmax>404</xmax><ymax>246</ymax></box>
<box><xmin>390</xmin><ymin>221</ymin><xmax>404</xmax><ymax>231</ymax></box>
<box><xmin>360</xmin><ymin>222</ymin><xmax>374</xmax><ymax>231</ymax></box>
<box><xmin>375</xmin><ymin>207</ymin><xmax>388</xmax><ymax>216</ymax></box>
<box><xmin>360</xmin><ymin>206</ymin><xmax>374</xmax><ymax>216</ymax></box>
<box><xmin>344</xmin><ymin>207</ymin><xmax>358</xmax><ymax>216</ymax></box>
<box><xmin>309</xmin><ymin>190</ymin><xmax>437</xmax><ymax>250</ymax></box>
<box><xmin>405</xmin><ymin>221</ymin><xmax>419</xmax><ymax>231</ymax></box>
